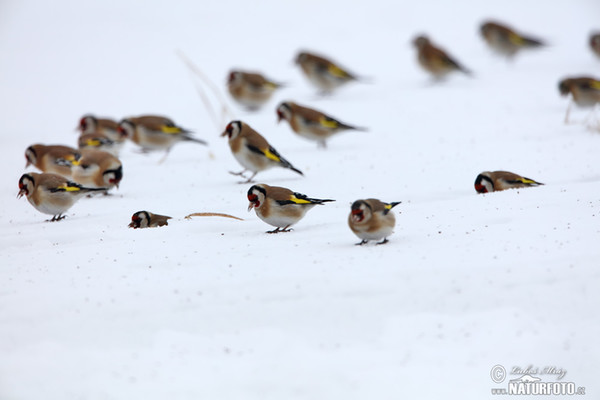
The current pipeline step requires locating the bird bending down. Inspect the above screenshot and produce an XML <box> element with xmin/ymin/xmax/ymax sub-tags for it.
<box><xmin>348</xmin><ymin>199</ymin><xmax>401</xmax><ymax>245</ymax></box>
<box><xmin>221</xmin><ymin>120</ymin><xmax>303</xmax><ymax>183</ymax></box>
<box><xmin>18</xmin><ymin>172</ymin><xmax>106</xmax><ymax>221</ymax></box>
<box><xmin>247</xmin><ymin>183</ymin><xmax>334</xmax><ymax>233</ymax></box>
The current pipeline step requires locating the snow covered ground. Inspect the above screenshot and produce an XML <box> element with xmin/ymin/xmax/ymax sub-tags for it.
<box><xmin>1</xmin><ymin>0</ymin><xmax>599</xmax><ymax>399</ymax></box>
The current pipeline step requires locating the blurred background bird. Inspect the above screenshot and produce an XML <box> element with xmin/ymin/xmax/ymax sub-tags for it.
<box><xmin>412</xmin><ymin>35</ymin><xmax>472</xmax><ymax>79</ymax></box>
<box><xmin>70</xmin><ymin>149</ymin><xmax>123</xmax><ymax>192</ymax></box>
<box><xmin>128</xmin><ymin>211</ymin><xmax>172</xmax><ymax>228</ymax></box>
<box><xmin>221</xmin><ymin>120</ymin><xmax>303</xmax><ymax>183</ymax></box>
<box><xmin>25</xmin><ymin>144</ymin><xmax>81</xmax><ymax>177</ymax></box>
<box><xmin>276</xmin><ymin>101</ymin><xmax>366</xmax><ymax>148</ymax></box>
<box><xmin>77</xmin><ymin>114</ymin><xmax>123</xmax><ymax>143</ymax></box>
<box><xmin>118</xmin><ymin>115</ymin><xmax>207</xmax><ymax>161</ymax></box>
<box><xmin>474</xmin><ymin>171</ymin><xmax>543</xmax><ymax>193</ymax></box>
<box><xmin>247</xmin><ymin>183</ymin><xmax>334</xmax><ymax>233</ymax></box>
<box><xmin>295</xmin><ymin>51</ymin><xmax>360</xmax><ymax>94</ymax></box>
<box><xmin>18</xmin><ymin>172</ymin><xmax>106</xmax><ymax>221</ymax></box>
<box><xmin>348</xmin><ymin>199</ymin><xmax>401</xmax><ymax>245</ymax></box>
<box><xmin>480</xmin><ymin>20</ymin><xmax>545</xmax><ymax>58</ymax></box>
<box><xmin>558</xmin><ymin>76</ymin><xmax>600</xmax><ymax>123</ymax></box>
<box><xmin>78</xmin><ymin>132</ymin><xmax>124</xmax><ymax>156</ymax></box>
<box><xmin>227</xmin><ymin>70</ymin><xmax>282</xmax><ymax>111</ymax></box>
<box><xmin>590</xmin><ymin>32</ymin><xmax>600</xmax><ymax>59</ymax></box>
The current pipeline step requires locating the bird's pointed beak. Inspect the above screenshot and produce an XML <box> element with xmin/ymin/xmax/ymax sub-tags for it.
<box><xmin>247</xmin><ymin>202</ymin><xmax>254</xmax><ymax>212</ymax></box>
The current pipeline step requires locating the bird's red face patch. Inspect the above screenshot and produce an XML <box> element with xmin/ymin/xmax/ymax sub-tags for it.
<box><xmin>475</xmin><ymin>183</ymin><xmax>488</xmax><ymax>193</ymax></box>
<box><xmin>351</xmin><ymin>209</ymin><xmax>364</xmax><ymax>222</ymax></box>
<box><xmin>247</xmin><ymin>193</ymin><xmax>259</xmax><ymax>207</ymax></box>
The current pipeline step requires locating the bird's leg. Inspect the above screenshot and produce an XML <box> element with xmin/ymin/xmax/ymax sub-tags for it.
<box><xmin>266</xmin><ymin>227</ymin><xmax>281</xmax><ymax>234</ymax></box>
<box><xmin>240</xmin><ymin>171</ymin><xmax>257</xmax><ymax>184</ymax></box>
<box><xmin>355</xmin><ymin>240</ymin><xmax>368</xmax><ymax>246</ymax></box>
<box><xmin>49</xmin><ymin>214</ymin><xmax>66</xmax><ymax>222</ymax></box>
<box><xmin>229</xmin><ymin>169</ymin><xmax>247</xmax><ymax>177</ymax></box>
<box><xmin>158</xmin><ymin>148</ymin><xmax>172</xmax><ymax>164</ymax></box>
<box><xmin>317</xmin><ymin>140</ymin><xmax>327</xmax><ymax>149</ymax></box>
<box><xmin>280</xmin><ymin>225</ymin><xmax>293</xmax><ymax>233</ymax></box>
<box><xmin>564</xmin><ymin>100</ymin><xmax>572</xmax><ymax>124</ymax></box>
<box><xmin>376</xmin><ymin>238</ymin><xmax>389</xmax><ymax>245</ymax></box>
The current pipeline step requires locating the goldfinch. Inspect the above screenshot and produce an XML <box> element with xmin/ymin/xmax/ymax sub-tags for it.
<box><xmin>25</xmin><ymin>144</ymin><xmax>81</xmax><ymax>177</ymax></box>
<box><xmin>128</xmin><ymin>211</ymin><xmax>172</xmax><ymax>228</ymax></box>
<box><xmin>118</xmin><ymin>115</ymin><xmax>207</xmax><ymax>159</ymax></box>
<box><xmin>413</xmin><ymin>35</ymin><xmax>471</xmax><ymax>78</ymax></box>
<box><xmin>474</xmin><ymin>171</ymin><xmax>543</xmax><ymax>193</ymax></box>
<box><xmin>71</xmin><ymin>149</ymin><xmax>123</xmax><ymax>190</ymax></box>
<box><xmin>78</xmin><ymin>132</ymin><xmax>123</xmax><ymax>156</ymax></box>
<box><xmin>221</xmin><ymin>120</ymin><xmax>303</xmax><ymax>183</ymax></box>
<box><xmin>227</xmin><ymin>70</ymin><xmax>281</xmax><ymax>110</ymax></box>
<box><xmin>276</xmin><ymin>101</ymin><xmax>366</xmax><ymax>148</ymax></box>
<box><xmin>558</xmin><ymin>77</ymin><xmax>600</xmax><ymax>123</ymax></box>
<box><xmin>18</xmin><ymin>172</ymin><xmax>106</xmax><ymax>221</ymax></box>
<box><xmin>247</xmin><ymin>183</ymin><xmax>334</xmax><ymax>233</ymax></box>
<box><xmin>590</xmin><ymin>33</ymin><xmax>600</xmax><ymax>59</ymax></box>
<box><xmin>295</xmin><ymin>51</ymin><xmax>359</xmax><ymax>93</ymax></box>
<box><xmin>348</xmin><ymin>199</ymin><xmax>401</xmax><ymax>245</ymax></box>
<box><xmin>77</xmin><ymin>114</ymin><xmax>124</xmax><ymax>143</ymax></box>
<box><xmin>480</xmin><ymin>21</ymin><xmax>544</xmax><ymax>58</ymax></box>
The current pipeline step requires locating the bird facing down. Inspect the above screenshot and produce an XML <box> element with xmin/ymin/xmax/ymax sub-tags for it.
<box><xmin>348</xmin><ymin>199</ymin><xmax>401</xmax><ymax>245</ymax></box>
<box><xmin>78</xmin><ymin>132</ymin><xmax>124</xmax><ymax>156</ymax></box>
<box><xmin>221</xmin><ymin>120</ymin><xmax>303</xmax><ymax>183</ymax></box>
<box><xmin>128</xmin><ymin>211</ymin><xmax>172</xmax><ymax>228</ymax></box>
<box><xmin>276</xmin><ymin>101</ymin><xmax>366</xmax><ymax>148</ymax></box>
<box><xmin>480</xmin><ymin>20</ymin><xmax>545</xmax><ymax>58</ymax></box>
<box><xmin>590</xmin><ymin>33</ymin><xmax>600</xmax><ymax>59</ymax></box>
<box><xmin>71</xmin><ymin>149</ymin><xmax>123</xmax><ymax>190</ymax></box>
<box><xmin>247</xmin><ymin>183</ymin><xmax>334</xmax><ymax>233</ymax></box>
<box><xmin>558</xmin><ymin>77</ymin><xmax>600</xmax><ymax>123</ymax></box>
<box><xmin>118</xmin><ymin>115</ymin><xmax>207</xmax><ymax>159</ymax></box>
<box><xmin>227</xmin><ymin>70</ymin><xmax>282</xmax><ymax>110</ymax></box>
<box><xmin>474</xmin><ymin>171</ymin><xmax>543</xmax><ymax>193</ymax></box>
<box><xmin>412</xmin><ymin>35</ymin><xmax>472</xmax><ymax>79</ymax></box>
<box><xmin>77</xmin><ymin>114</ymin><xmax>124</xmax><ymax>143</ymax></box>
<box><xmin>18</xmin><ymin>172</ymin><xmax>106</xmax><ymax>221</ymax></box>
<box><xmin>25</xmin><ymin>144</ymin><xmax>81</xmax><ymax>178</ymax></box>
<box><xmin>295</xmin><ymin>51</ymin><xmax>359</xmax><ymax>93</ymax></box>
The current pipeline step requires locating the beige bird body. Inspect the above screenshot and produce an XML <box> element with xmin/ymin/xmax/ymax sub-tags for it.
<box><xmin>277</xmin><ymin>101</ymin><xmax>364</xmax><ymax>147</ymax></box>
<box><xmin>227</xmin><ymin>70</ymin><xmax>280</xmax><ymax>110</ymax></box>
<box><xmin>413</xmin><ymin>36</ymin><xmax>471</xmax><ymax>78</ymax></box>
<box><xmin>559</xmin><ymin>77</ymin><xmax>600</xmax><ymax>108</ymax></box>
<box><xmin>118</xmin><ymin>115</ymin><xmax>207</xmax><ymax>154</ymax></box>
<box><xmin>78</xmin><ymin>115</ymin><xmax>123</xmax><ymax>143</ymax></box>
<box><xmin>128</xmin><ymin>211</ymin><xmax>172</xmax><ymax>228</ymax></box>
<box><xmin>71</xmin><ymin>149</ymin><xmax>123</xmax><ymax>190</ymax></box>
<box><xmin>247</xmin><ymin>183</ymin><xmax>334</xmax><ymax>233</ymax></box>
<box><xmin>295</xmin><ymin>51</ymin><xmax>358</xmax><ymax>93</ymax></box>
<box><xmin>25</xmin><ymin>144</ymin><xmax>81</xmax><ymax>177</ymax></box>
<box><xmin>348</xmin><ymin>199</ymin><xmax>400</xmax><ymax>245</ymax></box>
<box><xmin>78</xmin><ymin>132</ymin><xmax>123</xmax><ymax>156</ymax></box>
<box><xmin>222</xmin><ymin>121</ymin><xmax>303</xmax><ymax>182</ymax></box>
<box><xmin>474</xmin><ymin>171</ymin><xmax>543</xmax><ymax>193</ymax></box>
<box><xmin>480</xmin><ymin>21</ymin><xmax>544</xmax><ymax>57</ymax></box>
<box><xmin>18</xmin><ymin>172</ymin><xmax>106</xmax><ymax>221</ymax></box>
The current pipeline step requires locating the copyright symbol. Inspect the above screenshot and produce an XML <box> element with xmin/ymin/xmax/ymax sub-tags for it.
<box><xmin>491</xmin><ymin>365</ymin><xmax>506</xmax><ymax>383</ymax></box>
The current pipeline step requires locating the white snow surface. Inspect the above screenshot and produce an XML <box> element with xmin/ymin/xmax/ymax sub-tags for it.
<box><xmin>1</xmin><ymin>0</ymin><xmax>600</xmax><ymax>399</ymax></box>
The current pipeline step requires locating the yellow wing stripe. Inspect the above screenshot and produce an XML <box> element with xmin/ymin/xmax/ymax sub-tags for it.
<box><xmin>508</xmin><ymin>32</ymin><xmax>525</xmax><ymax>46</ymax></box>
<box><xmin>384</xmin><ymin>204</ymin><xmax>393</xmax><ymax>210</ymax></box>
<box><xmin>520</xmin><ymin>178</ymin><xmax>537</xmax><ymax>184</ymax></box>
<box><xmin>328</xmin><ymin>64</ymin><xmax>350</xmax><ymax>78</ymax></box>
<box><xmin>85</xmin><ymin>139</ymin><xmax>102</xmax><ymax>146</ymax></box>
<box><xmin>590</xmin><ymin>81</ymin><xmax>600</xmax><ymax>90</ymax></box>
<box><xmin>319</xmin><ymin>117</ymin><xmax>339</xmax><ymax>129</ymax></box>
<box><xmin>60</xmin><ymin>185</ymin><xmax>81</xmax><ymax>192</ymax></box>
<box><xmin>289</xmin><ymin>195</ymin><xmax>312</xmax><ymax>204</ymax></box>
<box><xmin>161</xmin><ymin>126</ymin><xmax>182</xmax><ymax>134</ymax></box>
<box><xmin>263</xmin><ymin>149</ymin><xmax>281</xmax><ymax>162</ymax></box>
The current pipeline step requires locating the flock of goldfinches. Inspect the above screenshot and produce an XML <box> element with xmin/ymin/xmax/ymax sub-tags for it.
<box><xmin>17</xmin><ymin>21</ymin><xmax>600</xmax><ymax>245</ymax></box>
